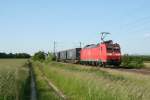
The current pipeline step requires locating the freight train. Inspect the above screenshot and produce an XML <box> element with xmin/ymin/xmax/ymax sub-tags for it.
<box><xmin>55</xmin><ymin>32</ymin><xmax>121</xmax><ymax>66</ymax></box>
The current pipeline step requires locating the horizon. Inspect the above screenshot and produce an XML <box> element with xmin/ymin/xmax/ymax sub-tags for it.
<box><xmin>0</xmin><ymin>0</ymin><xmax>150</xmax><ymax>55</ymax></box>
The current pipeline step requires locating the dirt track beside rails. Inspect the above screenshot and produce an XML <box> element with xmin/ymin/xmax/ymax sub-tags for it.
<box><xmin>112</xmin><ymin>68</ymin><xmax>150</xmax><ymax>75</ymax></box>
<box><xmin>73</xmin><ymin>63</ymin><xmax>150</xmax><ymax>75</ymax></box>
<box><xmin>60</xmin><ymin>62</ymin><xmax>150</xmax><ymax>75</ymax></box>
<box><xmin>95</xmin><ymin>66</ymin><xmax>150</xmax><ymax>75</ymax></box>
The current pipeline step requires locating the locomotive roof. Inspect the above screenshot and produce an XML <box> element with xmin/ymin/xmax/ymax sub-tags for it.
<box><xmin>83</xmin><ymin>44</ymin><xmax>100</xmax><ymax>48</ymax></box>
<box><xmin>83</xmin><ymin>40</ymin><xmax>114</xmax><ymax>49</ymax></box>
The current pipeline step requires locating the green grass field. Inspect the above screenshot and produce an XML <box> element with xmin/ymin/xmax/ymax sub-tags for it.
<box><xmin>0</xmin><ymin>59</ymin><xmax>30</xmax><ymax>100</ymax></box>
<box><xmin>32</xmin><ymin>61</ymin><xmax>150</xmax><ymax>100</ymax></box>
<box><xmin>1</xmin><ymin>59</ymin><xmax>150</xmax><ymax>100</ymax></box>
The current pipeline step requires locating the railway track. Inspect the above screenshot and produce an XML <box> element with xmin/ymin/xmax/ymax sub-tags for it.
<box><xmin>93</xmin><ymin>66</ymin><xmax>150</xmax><ymax>75</ymax></box>
<box><xmin>64</xmin><ymin>62</ymin><xmax>150</xmax><ymax>75</ymax></box>
<box><xmin>113</xmin><ymin>68</ymin><xmax>150</xmax><ymax>75</ymax></box>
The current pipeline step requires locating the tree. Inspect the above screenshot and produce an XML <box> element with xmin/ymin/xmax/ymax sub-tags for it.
<box><xmin>32</xmin><ymin>51</ymin><xmax>46</xmax><ymax>62</ymax></box>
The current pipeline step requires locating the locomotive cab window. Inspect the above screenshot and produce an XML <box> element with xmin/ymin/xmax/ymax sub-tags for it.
<box><xmin>107</xmin><ymin>47</ymin><xmax>113</xmax><ymax>52</ymax></box>
<box><xmin>114</xmin><ymin>48</ymin><xmax>120</xmax><ymax>52</ymax></box>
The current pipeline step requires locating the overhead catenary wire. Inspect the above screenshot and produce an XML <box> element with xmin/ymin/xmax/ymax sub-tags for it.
<box><xmin>52</xmin><ymin>41</ymin><xmax>85</xmax><ymax>52</ymax></box>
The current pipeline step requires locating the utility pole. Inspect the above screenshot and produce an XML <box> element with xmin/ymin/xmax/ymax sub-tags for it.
<box><xmin>54</xmin><ymin>41</ymin><xmax>56</xmax><ymax>56</ymax></box>
<box><xmin>80</xmin><ymin>42</ymin><xmax>82</xmax><ymax>48</ymax></box>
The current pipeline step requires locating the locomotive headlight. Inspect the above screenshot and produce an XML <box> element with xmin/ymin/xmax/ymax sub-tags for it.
<box><xmin>107</xmin><ymin>53</ymin><xmax>112</xmax><ymax>56</ymax></box>
<box><xmin>115</xmin><ymin>54</ymin><xmax>121</xmax><ymax>56</ymax></box>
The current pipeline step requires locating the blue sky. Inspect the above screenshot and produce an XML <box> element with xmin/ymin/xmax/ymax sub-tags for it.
<box><xmin>0</xmin><ymin>0</ymin><xmax>150</xmax><ymax>55</ymax></box>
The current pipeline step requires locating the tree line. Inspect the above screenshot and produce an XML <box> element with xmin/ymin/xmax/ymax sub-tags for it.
<box><xmin>0</xmin><ymin>52</ymin><xmax>31</xmax><ymax>58</ymax></box>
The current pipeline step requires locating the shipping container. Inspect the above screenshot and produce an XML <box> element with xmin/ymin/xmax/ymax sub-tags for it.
<box><xmin>59</xmin><ymin>51</ymin><xmax>67</xmax><ymax>60</ymax></box>
<box><xmin>55</xmin><ymin>52</ymin><xmax>60</xmax><ymax>60</ymax></box>
<box><xmin>66</xmin><ymin>48</ymin><xmax>81</xmax><ymax>60</ymax></box>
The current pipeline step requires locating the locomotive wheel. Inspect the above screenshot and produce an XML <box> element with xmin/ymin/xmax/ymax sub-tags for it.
<box><xmin>101</xmin><ymin>62</ymin><xmax>106</xmax><ymax>67</ymax></box>
<box><xmin>98</xmin><ymin>62</ymin><xmax>102</xmax><ymax>67</ymax></box>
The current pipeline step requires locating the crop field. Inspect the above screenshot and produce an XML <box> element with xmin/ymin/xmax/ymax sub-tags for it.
<box><xmin>0</xmin><ymin>59</ymin><xmax>30</xmax><ymax>100</ymax></box>
<box><xmin>32</xmin><ymin>61</ymin><xmax>150</xmax><ymax>100</ymax></box>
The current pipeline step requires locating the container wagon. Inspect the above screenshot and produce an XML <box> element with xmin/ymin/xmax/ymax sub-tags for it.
<box><xmin>56</xmin><ymin>48</ymin><xmax>81</xmax><ymax>63</ymax></box>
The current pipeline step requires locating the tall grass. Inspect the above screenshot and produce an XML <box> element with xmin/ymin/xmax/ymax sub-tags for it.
<box><xmin>32</xmin><ymin>61</ymin><xmax>60</xmax><ymax>100</ymax></box>
<box><xmin>0</xmin><ymin>59</ymin><xmax>30</xmax><ymax>100</ymax></box>
<box><xmin>34</xmin><ymin>61</ymin><xmax>150</xmax><ymax>100</ymax></box>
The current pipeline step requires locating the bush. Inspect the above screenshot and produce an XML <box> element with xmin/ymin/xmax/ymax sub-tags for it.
<box><xmin>45</xmin><ymin>52</ymin><xmax>56</xmax><ymax>63</ymax></box>
<box><xmin>121</xmin><ymin>54</ymin><xmax>130</xmax><ymax>67</ymax></box>
<box><xmin>121</xmin><ymin>54</ymin><xmax>144</xmax><ymax>68</ymax></box>
<box><xmin>32</xmin><ymin>51</ymin><xmax>46</xmax><ymax>62</ymax></box>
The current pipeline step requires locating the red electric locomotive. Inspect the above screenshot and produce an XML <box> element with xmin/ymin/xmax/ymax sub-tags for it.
<box><xmin>80</xmin><ymin>32</ymin><xmax>121</xmax><ymax>66</ymax></box>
